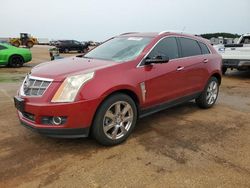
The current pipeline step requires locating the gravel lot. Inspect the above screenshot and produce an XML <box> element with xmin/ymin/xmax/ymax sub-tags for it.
<box><xmin>0</xmin><ymin>46</ymin><xmax>250</xmax><ymax>187</ymax></box>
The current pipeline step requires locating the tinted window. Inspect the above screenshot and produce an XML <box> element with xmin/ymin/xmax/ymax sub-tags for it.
<box><xmin>148</xmin><ymin>37</ymin><xmax>179</xmax><ymax>60</ymax></box>
<box><xmin>179</xmin><ymin>38</ymin><xmax>201</xmax><ymax>57</ymax></box>
<box><xmin>199</xmin><ymin>42</ymin><xmax>210</xmax><ymax>54</ymax></box>
<box><xmin>0</xmin><ymin>45</ymin><xmax>7</xmax><ymax>50</ymax></box>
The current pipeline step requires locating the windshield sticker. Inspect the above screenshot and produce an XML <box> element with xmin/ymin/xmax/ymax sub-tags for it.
<box><xmin>127</xmin><ymin>37</ymin><xmax>143</xmax><ymax>41</ymax></box>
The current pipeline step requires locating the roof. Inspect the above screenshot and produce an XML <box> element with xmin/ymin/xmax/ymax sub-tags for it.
<box><xmin>119</xmin><ymin>31</ymin><xmax>196</xmax><ymax>38</ymax></box>
<box><xmin>119</xmin><ymin>32</ymin><xmax>158</xmax><ymax>37</ymax></box>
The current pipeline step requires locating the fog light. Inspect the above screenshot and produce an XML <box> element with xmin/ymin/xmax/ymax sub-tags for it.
<box><xmin>41</xmin><ymin>116</ymin><xmax>67</xmax><ymax>125</ymax></box>
<box><xmin>52</xmin><ymin>116</ymin><xmax>62</xmax><ymax>125</ymax></box>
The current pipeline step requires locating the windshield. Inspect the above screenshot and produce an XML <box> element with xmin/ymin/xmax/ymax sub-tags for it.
<box><xmin>84</xmin><ymin>37</ymin><xmax>152</xmax><ymax>62</ymax></box>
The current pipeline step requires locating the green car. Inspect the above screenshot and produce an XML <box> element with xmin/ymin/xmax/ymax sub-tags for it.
<box><xmin>0</xmin><ymin>43</ymin><xmax>32</xmax><ymax>67</ymax></box>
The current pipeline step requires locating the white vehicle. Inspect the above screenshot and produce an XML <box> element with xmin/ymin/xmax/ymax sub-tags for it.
<box><xmin>37</xmin><ymin>38</ymin><xmax>49</xmax><ymax>45</ymax></box>
<box><xmin>214</xmin><ymin>33</ymin><xmax>250</xmax><ymax>74</ymax></box>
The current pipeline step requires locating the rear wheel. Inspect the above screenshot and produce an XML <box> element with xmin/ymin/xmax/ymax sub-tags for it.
<box><xmin>92</xmin><ymin>93</ymin><xmax>137</xmax><ymax>146</ymax></box>
<box><xmin>8</xmin><ymin>55</ymin><xmax>24</xmax><ymax>68</ymax></box>
<box><xmin>196</xmin><ymin>77</ymin><xmax>219</xmax><ymax>109</ymax></box>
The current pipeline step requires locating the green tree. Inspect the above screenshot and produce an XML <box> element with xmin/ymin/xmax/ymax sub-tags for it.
<box><xmin>201</xmin><ymin>33</ymin><xmax>241</xmax><ymax>39</ymax></box>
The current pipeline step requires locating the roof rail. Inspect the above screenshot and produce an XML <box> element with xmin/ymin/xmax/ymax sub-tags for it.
<box><xmin>120</xmin><ymin>32</ymin><xmax>139</xmax><ymax>35</ymax></box>
<box><xmin>158</xmin><ymin>30</ymin><xmax>193</xmax><ymax>35</ymax></box>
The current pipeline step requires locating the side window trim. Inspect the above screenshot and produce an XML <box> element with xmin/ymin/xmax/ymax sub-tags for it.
<box><xmin>197</xmin><ymin>41</ymin><xmax>203</xmax><ymax>55</ymax></box>
<box><xmin>173</xmin><ymin>37</ymin><xmax>180</xmax><ymax>59</ymax></box>
<box><xmin>176</xmin><ymin>37</ymin><xmax>183</xmax><ymax>58</ymax></box>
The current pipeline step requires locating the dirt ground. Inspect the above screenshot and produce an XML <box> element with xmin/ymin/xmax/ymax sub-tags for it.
<box><xmin>0</xmin><ymin>46</ymin><xmax>250</xmax><ymax>188</ymax></box>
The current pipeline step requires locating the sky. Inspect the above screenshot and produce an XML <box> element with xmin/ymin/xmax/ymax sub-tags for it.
<box><xmin>0</xmin><ymin>0</ymin><xmax>249</xmax><ymax>41</ymax></box>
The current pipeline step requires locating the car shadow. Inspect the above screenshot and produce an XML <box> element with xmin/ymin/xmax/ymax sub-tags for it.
<box><xmin>224</xmin><ymin>69</ymin><xmax>250</xmax><ymax>79</ymax></box>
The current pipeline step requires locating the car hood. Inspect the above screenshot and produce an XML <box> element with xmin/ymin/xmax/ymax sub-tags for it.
<box><xmin>31</xmin><ymin>57</ymin><xmax>117</xmax><ymax>81</ymax></box>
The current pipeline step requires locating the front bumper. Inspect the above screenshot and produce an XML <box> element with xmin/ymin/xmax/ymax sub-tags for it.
<box><xmin>16</xmin><ymin>96</ymin><xmax>102</xmax><ymax>138</ymax></box>
<box><xmin>20</xmin><ymin>120</ymin><xmax>89</xmax><ymax>138</ymax></box>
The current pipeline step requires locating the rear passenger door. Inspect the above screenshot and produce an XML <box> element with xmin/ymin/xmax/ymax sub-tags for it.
<box><xmin>177</xmin><ymin>37</ymin><xmax>209</xmax><ymax>94</ymax></box>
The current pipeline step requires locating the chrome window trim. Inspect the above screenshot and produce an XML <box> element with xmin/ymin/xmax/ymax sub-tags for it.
<box><xmin>137</xmin><ymin>35</ymin><xmax>212</xmax><ymax>68</ymax></box>
<box><xmin>20</xmin><ymin>75</ymin><xmax>53</xmax><ymax>97</ymax></box>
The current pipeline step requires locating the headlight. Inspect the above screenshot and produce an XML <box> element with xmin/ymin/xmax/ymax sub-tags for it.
<box><xmin>51</xmin><ymin>72</ymin><xmax>94</xmax><ymax>102</ymax></box>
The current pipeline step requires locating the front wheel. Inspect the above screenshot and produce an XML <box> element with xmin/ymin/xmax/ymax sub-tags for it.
<box><xmin>91</xmin><ymin>93</ymin><xmax>137</xmax><ymax>146</ymax></box>
<box><xmin>196</xmin><ymin>77</ymin><xmax>219</xmax><ymax>109</ymax></box>
<box><xmin>8</xmin><ymin>55</ymin><xmax>24</xmax><ymax>68</ymax></box>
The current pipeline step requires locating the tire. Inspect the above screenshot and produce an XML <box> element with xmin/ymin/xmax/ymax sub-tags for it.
<box><xmin>8</xmin><ymin>55</ymin><xmax>24</xmax><ymax>68</ymax></box>
<box><xmin>91</xmin><ymin>93</ymin><xmax>137</xmax><ymax>146</ymax></box>
<box><xmin>13</xmin><ymin>41</ymin><xmax>20</xmax><ymax>47</ymax></box>
<box><xmin>196</xmin><ymin>77</ymin><xmax>219</xmax><ymax>109</ymax></box>
<box><xmin>26</xmin><ymin>41</ymin><xmax>34</xmax><ymax>48</ymax></box>
<box><xmin>222</xmin><ymin>67</ymin><xmax>227</xmax><ymax>75</ymax></box>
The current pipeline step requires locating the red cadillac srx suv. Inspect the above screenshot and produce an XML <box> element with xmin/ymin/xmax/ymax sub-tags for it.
<box><xmin>14</xmin><ymin>32</ymin><xmax>222</xmax><ymax>145</ymax></box>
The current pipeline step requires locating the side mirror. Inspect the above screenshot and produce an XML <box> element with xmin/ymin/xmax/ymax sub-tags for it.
<box><xmin>145</xmin><ymin>55</ymin><xmax>169</xmax><ymax>65</ymax></box>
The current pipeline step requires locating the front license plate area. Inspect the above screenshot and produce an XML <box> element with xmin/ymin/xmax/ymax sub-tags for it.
<box><xmin>14</xmin><ymin>96</ymin><xmax>25</xmax><ymax>112</ymax></box>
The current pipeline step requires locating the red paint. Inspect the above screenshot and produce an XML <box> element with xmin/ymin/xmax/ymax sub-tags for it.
<box><xmin>16</xmin><ymin>32</ymin><xmax>222</xmax><ymax>133</ymax></box>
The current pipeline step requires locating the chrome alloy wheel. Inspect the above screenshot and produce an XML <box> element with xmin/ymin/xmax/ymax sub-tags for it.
<box><xmin>206</xmin><ymin>81</ymin><xmax>218</xmax><ymax>105</ymax></box>
<box><xmin>103</xmin><ymin>101</ymin><xmax>134</xmax><ymax>140</ymax></box>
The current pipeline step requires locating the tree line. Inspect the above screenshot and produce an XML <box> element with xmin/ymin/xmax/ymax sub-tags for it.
<box><xmin>200</xmin><ymin>33</ymin><xmax>241</xmax><ymax>39</ymax></box>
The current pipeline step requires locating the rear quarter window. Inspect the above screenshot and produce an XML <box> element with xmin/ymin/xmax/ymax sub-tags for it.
<box><xmin>199</xmin><ymin>42</ymin><xmax>210</xmax><ymax>54</ymax></box>
<box><xmin>179</xmin><ymin>38</ymin><xmax>202</xmax><ymax>57</ymax></box>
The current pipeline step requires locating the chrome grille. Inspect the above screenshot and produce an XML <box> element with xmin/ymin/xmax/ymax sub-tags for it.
<box><xmin>21</xmin><ymin>75</ymin><xmax>53</xmax><ymax>97</ymax></box>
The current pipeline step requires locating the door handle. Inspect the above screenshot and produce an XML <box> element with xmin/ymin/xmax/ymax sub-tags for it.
<box><xmin>203</xmin><ymin>59</ymin><xmax>208</xmax><ymax>63</ymax></box>
<box><xmin>177</xmin><ymin>66</ymin><xmax>184</xmax><ymax>71</ymax></box>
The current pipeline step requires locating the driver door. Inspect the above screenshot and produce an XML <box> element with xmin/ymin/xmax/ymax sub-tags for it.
<box><xmin>142</xmin><ymin>37</ymin><xmax>188</xmax><ymax>107</ymax></box>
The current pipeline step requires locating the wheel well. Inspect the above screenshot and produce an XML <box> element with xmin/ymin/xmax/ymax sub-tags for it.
<box><xmin>89</xmin><ymin>89</ymin><xmax>140</xmax><ymax>136</ymax></box>
<box><xmin>115</xmin><ymin>89</ymin><xmax>140</xmax><ymax>106</ymax></box>
<box><xmin>211</xmin><ymin>73</ymin><xmax>221</xmax><ymax>85</ymax></box>
<box><xmin>8</xmin><ymin>54</ymin><xmax>24</xmax><ymax>63</ymax></box>
<box><xmin>101</xmin><ymin>89</ymin><xmax>140</xmax><ymax>111</ymax></box>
